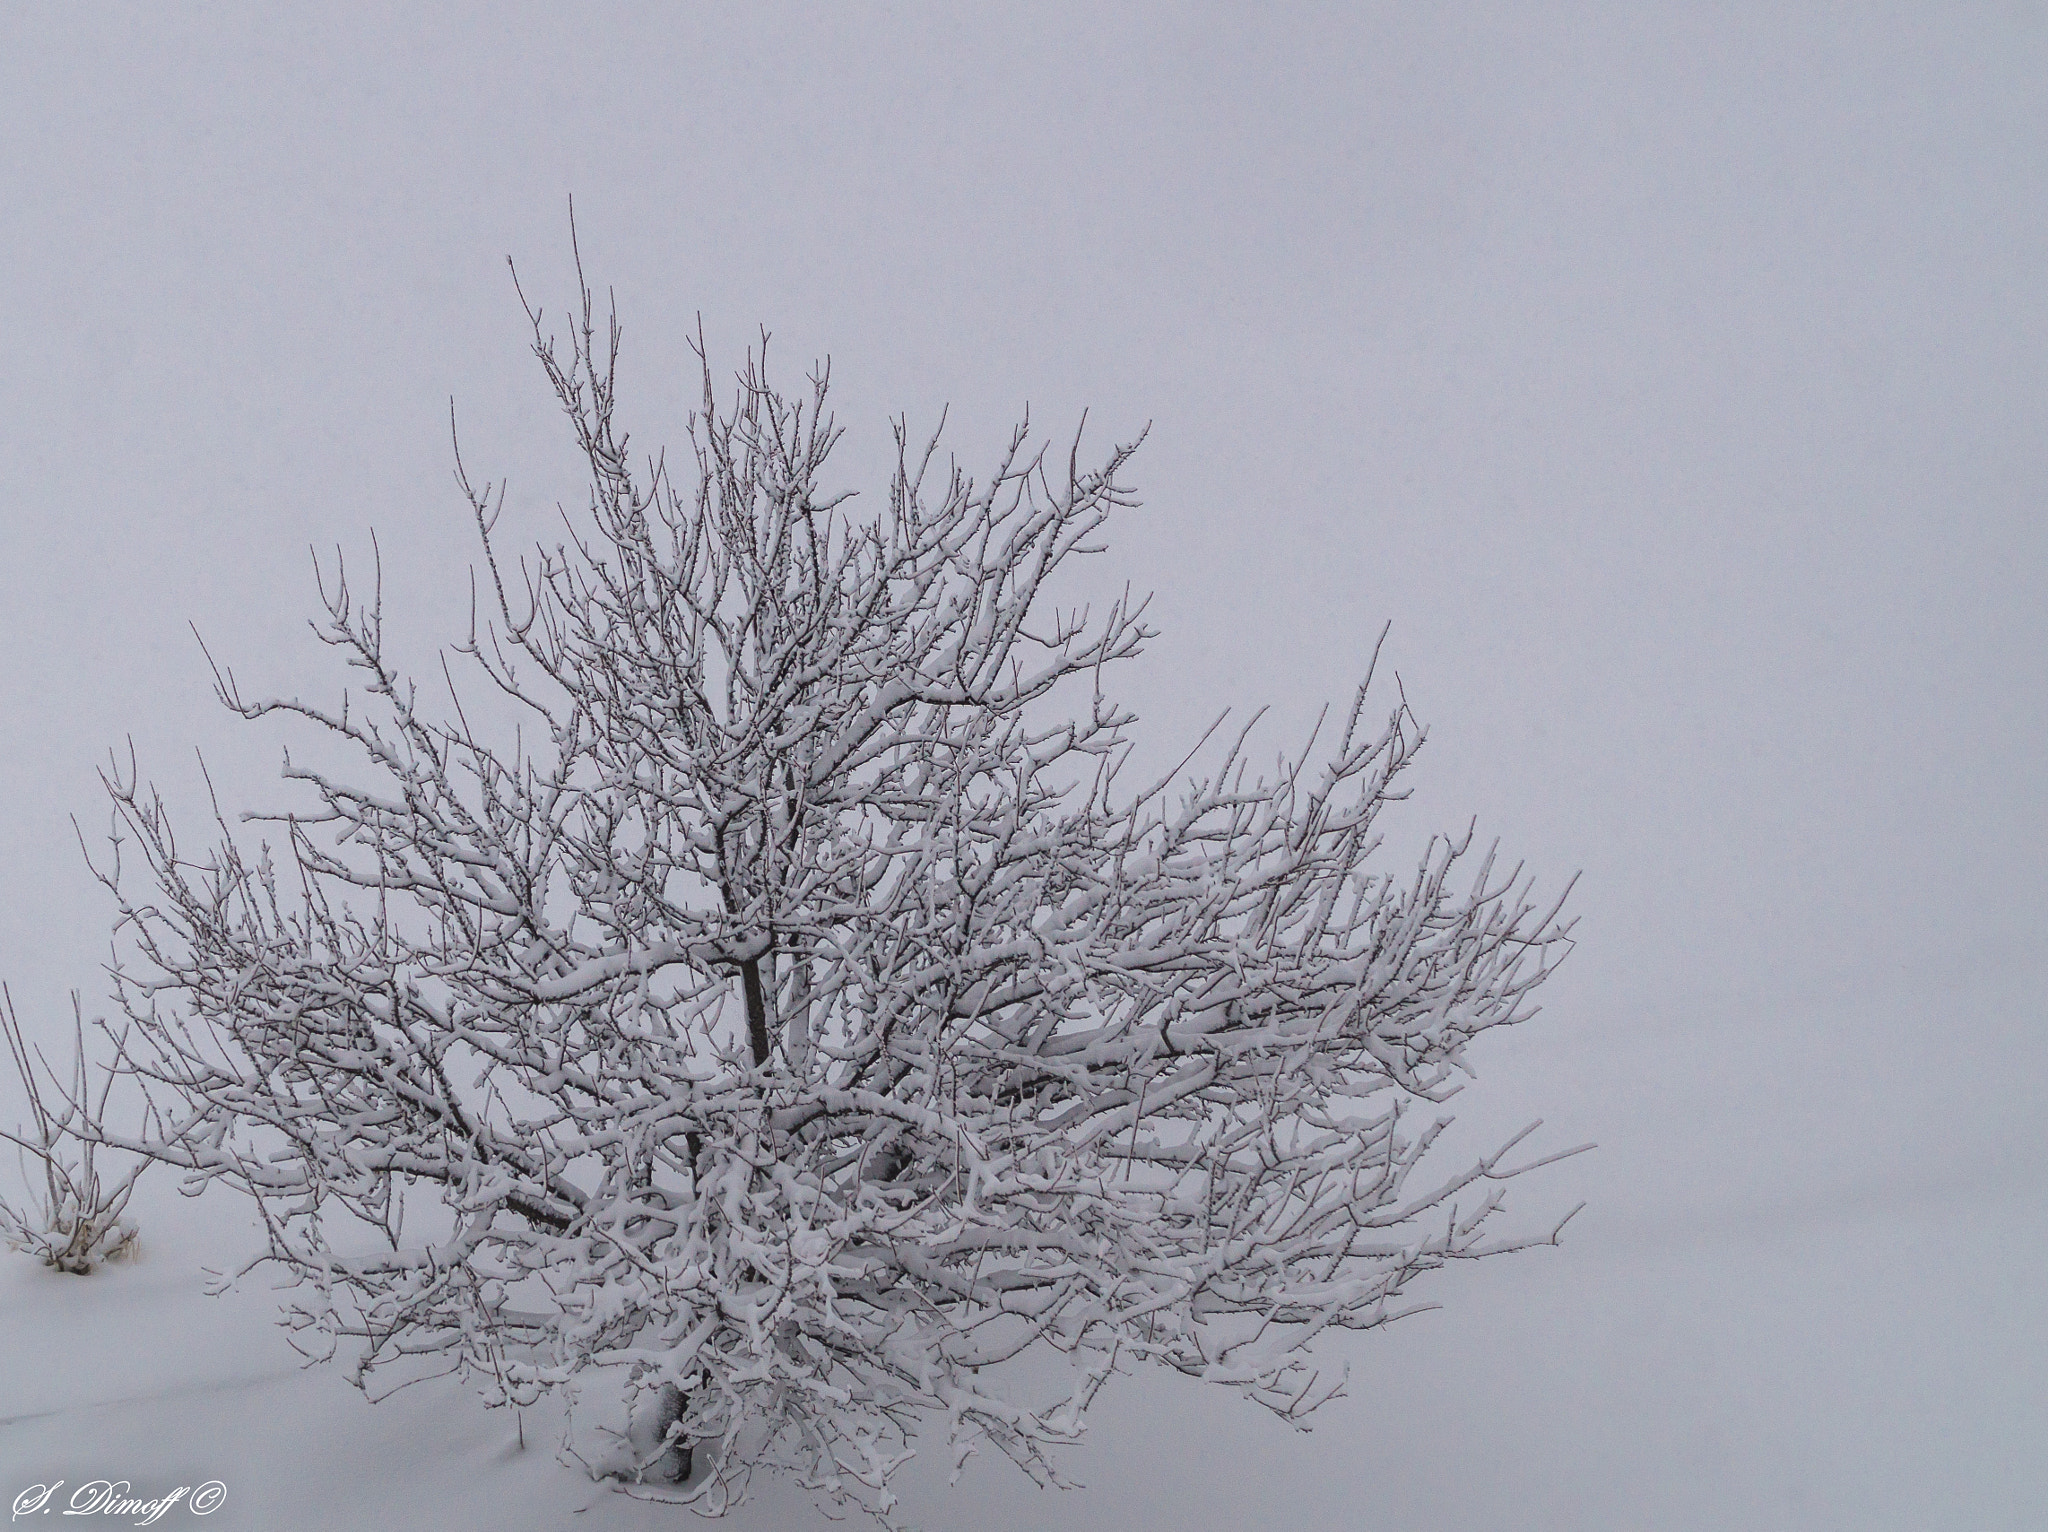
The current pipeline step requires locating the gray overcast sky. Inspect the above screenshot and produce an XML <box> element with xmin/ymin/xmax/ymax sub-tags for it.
<box><xmin>2</xmin><ymin>7</ymin><xmax>2043</xmax><ymax>1526</ymax></box>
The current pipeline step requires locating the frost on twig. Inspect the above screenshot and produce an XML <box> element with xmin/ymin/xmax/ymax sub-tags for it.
<box><xmin>0</xmin><ymin>986</ymin><xmax>145</xmax><ymax>1274</ymax></box>
<box><xmin>81</xmin><ymin>266</ymin><xmax>1582</xmax><ymax>1515</ymax></box>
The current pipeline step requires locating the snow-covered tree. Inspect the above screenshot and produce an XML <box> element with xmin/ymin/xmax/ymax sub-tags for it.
<box><xmin>90</xmin><ymin>273</ymin><xmax>1580</xmax><ymax>1515</ymax></box>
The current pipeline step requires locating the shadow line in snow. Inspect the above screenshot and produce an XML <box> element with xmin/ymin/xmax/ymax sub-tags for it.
<box><xmin>1</xmin><ymin>1362</ymin><xmax>315</xmax><ymax>1429</ymax></box>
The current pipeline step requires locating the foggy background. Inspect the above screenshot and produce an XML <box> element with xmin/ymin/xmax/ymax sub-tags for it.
<box><xmin>2</xmin><ymin>6</ymin><xmax>2043</xmax><ymax>1527</ymax></box>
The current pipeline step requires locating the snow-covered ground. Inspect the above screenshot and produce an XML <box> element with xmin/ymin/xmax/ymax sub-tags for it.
<box><xmin>4</xmin><ymin>8</ymin><xmax>2044</xmax><ymax>1528</ymax></box>
<box><xmin>8</xmin><ymin>946</ymin><xmax>2042</xmax><ymax>1529</ymax></box>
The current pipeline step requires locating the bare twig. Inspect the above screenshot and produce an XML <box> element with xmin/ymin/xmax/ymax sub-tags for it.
<box><xmin>0</xmin><ymin>987</ymin><xmax>144</xmax><ymax>1273</ymax></box>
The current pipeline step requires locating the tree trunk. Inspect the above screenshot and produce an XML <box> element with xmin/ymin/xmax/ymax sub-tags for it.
<box><xmin>740</xmin><ymin>953</ymin><xmax>771</xmax><ymax>1067</ymax></box>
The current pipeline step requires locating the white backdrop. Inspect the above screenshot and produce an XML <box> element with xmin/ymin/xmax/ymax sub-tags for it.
<box><xmin>2</xmin><ymin>8</ymin><xmax>2043</xmax><ymax>1527</ymax></box>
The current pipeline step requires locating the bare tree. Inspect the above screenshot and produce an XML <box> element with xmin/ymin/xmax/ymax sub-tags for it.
<box><xmin>86</xmin><ymin>271</ymin><xmax>1580</xmax><ymax>1516</ymax></box>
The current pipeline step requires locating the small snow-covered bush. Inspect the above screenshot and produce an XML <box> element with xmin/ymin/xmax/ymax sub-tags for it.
<box><xmin>0</xmin><ymin>988</ymin><xmax>143</xmax><ymax>1274</ymax></box>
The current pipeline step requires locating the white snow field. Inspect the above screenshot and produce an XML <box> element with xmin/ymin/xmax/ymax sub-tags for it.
<box><xmin>4</xmin><ymin>7</ymin><xmax>2045</xmax><ymax>1529</ymax></box>
<box><xmin>6</xmin><ymin>945</ymin><xmax>2043</xmax><ymax>1529</ymax></box>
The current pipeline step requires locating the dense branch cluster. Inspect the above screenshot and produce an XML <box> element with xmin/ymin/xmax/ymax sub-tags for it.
<box><xmin>91</xmin><ymin>280</ymin><xmax>1577</xmax><ymax>1514</ymax></box>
